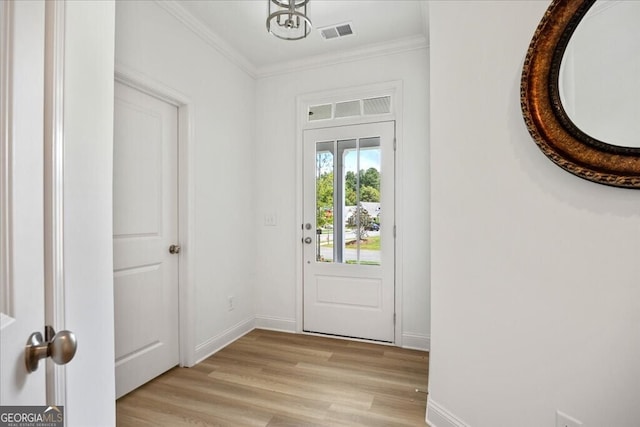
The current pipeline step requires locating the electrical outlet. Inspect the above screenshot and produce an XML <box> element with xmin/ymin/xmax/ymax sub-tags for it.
<box><xmin>556</xmin><ymin>410</ymin><xmax>583</xmax><ymax>427</ymax></box>
<box><xmin>228</xmin><ymin>295</ymin><xmax>234</xmax><ymax>311</ymax></box>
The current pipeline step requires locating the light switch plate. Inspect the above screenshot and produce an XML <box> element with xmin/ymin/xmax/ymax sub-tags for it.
<box><xmin>264</xmin><ymin>213</ymin><xmax>277</xmax><ymax>226</ymax></box>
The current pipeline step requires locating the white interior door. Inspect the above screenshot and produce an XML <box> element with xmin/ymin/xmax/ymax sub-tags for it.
<box><xmin>113</xmin><ymin>81</ymin><xmax>179</xmax><ymax>398</ymax></box>
<box><xmin>0</xmin><ymin>0</ymin><xmax>48</xmax><ymax>404</ymax></box>
<box><xmin>303</xmin><ymin>121</ymin><xmax>395</xmax><ymax>342</ymax></box>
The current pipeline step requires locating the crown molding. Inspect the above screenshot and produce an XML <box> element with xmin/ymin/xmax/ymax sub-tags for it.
<box><xmin>256</xmin><ymin>35</ymin><xmax>428</xmax><ymax>78</ymax></box>
<box><xmin>155</xmin><ymin>0</ymin><xmax>428</xmax><ymax>81</ymax></box>
<box><xmin>154</xmin><ymin>0</ymin><xmax>258</xmax><ymax>78</ymax></box>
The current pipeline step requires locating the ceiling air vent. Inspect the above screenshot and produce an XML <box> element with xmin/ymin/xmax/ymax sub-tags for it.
<box><xmin>319</xmin><ymin>22</ymin><xmax>354</xmax><ymax>40</ymax></box>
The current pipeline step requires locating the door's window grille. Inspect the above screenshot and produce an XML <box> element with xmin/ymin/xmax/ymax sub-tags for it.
<box><xmin>363</xmin><ymin>96</ymin><xmax>391</xmax><ymax>115</ymax></box>
<box><xmin>334</xmin><ymin>100</ymin><xmax>361</xmax><ymax>118</ymax></box>
<box><xmin>307</xmin><ymin>94</ymin><xmax>393</xmax><ymax>123</ymax></box>
<box><xmin>308</xmin><ymin>104</ymin><xmax>332</xmax><ymax>121</ymax></box>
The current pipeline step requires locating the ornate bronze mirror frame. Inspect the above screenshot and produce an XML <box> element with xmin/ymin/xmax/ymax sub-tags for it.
<box><xmin>521</xmin><ymin>0</ymin><xmax>640</xmax><ymax>188</ymax></box>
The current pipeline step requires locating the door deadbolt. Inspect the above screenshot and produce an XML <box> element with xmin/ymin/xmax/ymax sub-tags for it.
<box><xmin>25</xmin><ymin>327</ymin><xmax>77</xmax><ymax>373</ymax></box>
<box><xmin>169</xmin><ymin>244</ymin><xmax>181</xmax><ymax>254</ymax></box>
<box><xmin>303</xmin><ymin>237</ymin><xmax>312</xmax><ymax>244</ymax></box>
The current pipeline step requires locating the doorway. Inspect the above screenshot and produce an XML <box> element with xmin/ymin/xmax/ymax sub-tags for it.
<box><xmin>113</xmin><ymin>81</ymin><xmax>180</xmax><ymax>398</ymax></box>
<box><xmin>302</xmin><ymin>121</ymin><xmax>395</xmax><ymax>342</ymax></box>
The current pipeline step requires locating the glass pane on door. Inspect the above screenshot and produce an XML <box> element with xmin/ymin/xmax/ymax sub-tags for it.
<box><xmin>342</xmin><ymin>137</ymin><xmax>381</xmax><ymax>265</ymax></box>
<box><xmin>315</xmin><ymin>141</ymin><xmax>334</xmax><ymax>262</ymax></box>
<box><xmin>315</xmin><ymin>137</ymin><xmax>381</xmax><ymax>266</ymax></box>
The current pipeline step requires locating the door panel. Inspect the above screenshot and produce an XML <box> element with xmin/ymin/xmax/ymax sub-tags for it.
<box><xmin>0</xmin><ymin>0</ymin><xmax>47</xmax><ymax>404</ymax></box>
<box><xmin>315</xmin><ymin>275</ymin><xmax>382</xmax><ymax>308</ymax></box>
<box><xmin>303</xmin><ymin>122</ymin><xmax>395</xmax><ymax>342</ymax></box>
<box><xmin>113</xmin><ymin>82</ymin><xmax>179</xmax><ymax>398</ymax></box>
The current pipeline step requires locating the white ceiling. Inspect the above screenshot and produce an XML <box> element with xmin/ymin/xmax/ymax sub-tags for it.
<box><xmin>170</xmin><ymin>0</ymin><xmax>429</xmax><ymax>76</ymax></box>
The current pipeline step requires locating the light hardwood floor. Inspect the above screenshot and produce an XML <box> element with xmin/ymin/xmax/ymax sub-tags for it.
<box><xmin>116</xmin><ymin>329</ymin><xmax>429</xmax><ymax>426</ymax></box>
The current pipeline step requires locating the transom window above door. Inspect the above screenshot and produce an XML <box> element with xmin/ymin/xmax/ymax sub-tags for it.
<box><xmin>308</xmin><ymin>96</ymin><xmax>391</xmax><ymax>122</ymax></box>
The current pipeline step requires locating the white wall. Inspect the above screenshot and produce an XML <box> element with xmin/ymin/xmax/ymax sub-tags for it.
<box><xmin>428</xmin><ymin>2</ymin><xmax>640</xmax><ymax>426</ymax></box>
<box><xmin>254</xmin><ymin>49</ymin><xmax>431</xmax><ymax>348</ymax></box>
<box><xmin>115</xmin><ymin>1</ymin><xmax>257</xmax><ymax>361</ymax></box>
<box><xmin>63</xmin><ymin>1</ymin><xmax>116</xmax><ymax>425</ymax></box>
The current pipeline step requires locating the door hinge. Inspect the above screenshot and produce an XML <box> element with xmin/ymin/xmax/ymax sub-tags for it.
<box><xmin>393</xmin><ymin>225</ymin><xmax>396</xmax><ymax>238</ymax></box>
<box><xmin>393</xmin><ymin>313</ymin><xmax>396</xmax><ymax>325</ymax></box>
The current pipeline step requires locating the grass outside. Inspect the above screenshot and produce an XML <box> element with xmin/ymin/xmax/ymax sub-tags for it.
<box><xmin>347</xmin><ymin>236</ymin><xmax>380</xmax><ymax>250</ymax></box>
<box><xmin>320</xmin><ymin>235</ymin><xmax>380</xmax><ymax>251</ymax></box>
<box><xmin>345</xmin><ymin>260</ymin><xmax>381</xmax><ymax>265</ymax></box>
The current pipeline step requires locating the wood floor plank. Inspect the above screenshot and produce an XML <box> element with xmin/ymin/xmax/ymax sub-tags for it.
<box><xmin>116</xmin><ymin>330</ymin><xmax>429</xmax><ymax>426</ymax></box>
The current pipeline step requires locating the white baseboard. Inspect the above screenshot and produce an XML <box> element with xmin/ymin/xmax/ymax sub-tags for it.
<box><xmin>427</xmin><ymin>398</ymin><xmax>470</xmax><ymax>427</ymax></box>
<box><xmin>193</xmin><ymin>317</ymin><xmax>255</xmax><ymax>364</ymax></box>
<box><xmin>402</xmin><ymin>332</ymin><xmax>430</xmax><ymax>351</ymax></box>
<box><xmin>254</xmin><ymin>315</ymin><xmax>297</xmax><ymax>333</ymax></box>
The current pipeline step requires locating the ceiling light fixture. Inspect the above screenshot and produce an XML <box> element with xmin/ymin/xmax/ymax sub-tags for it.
<box><xmin>267</xmin><ymin>0</ymin><xmax>312</xmax><ymax>41</ymax></box>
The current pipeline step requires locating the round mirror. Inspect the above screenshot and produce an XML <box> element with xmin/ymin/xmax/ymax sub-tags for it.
<box><xmin>521</xmin><ymin>0</ymin><xmax>640</xmax><ymax>188</ymax></box>
<box><xmin>559</xmin><ymin>0</ymin><xmax>640</xmax><ymax>148</ymax></box>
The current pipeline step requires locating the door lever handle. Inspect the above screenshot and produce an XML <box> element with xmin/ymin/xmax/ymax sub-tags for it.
<box><xmin>25</xmin><ymin>327</ymin><xmax>77</xmax><ymax>373</ymax></box>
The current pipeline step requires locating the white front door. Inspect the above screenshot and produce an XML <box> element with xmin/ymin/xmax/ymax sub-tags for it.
<box><xmin>0</xmin><ymin>0</ymin><xmax>47</xmax><ymax>404</ymax></box>
<box><xmin>113</xmin><ymin>81</ymin><xmax>180</xmax><ymax>398</ymax></box>
<box><xmin>303</xmin><ymin>121</ymin><xmax>395</xmax><ymax>342</ymax></box>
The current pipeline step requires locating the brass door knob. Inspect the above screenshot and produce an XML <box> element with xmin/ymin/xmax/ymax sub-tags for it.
<box><xmin>169</xmin><ymin>244</ymin><xmax>181</xmax><ymax>254</ymax></box>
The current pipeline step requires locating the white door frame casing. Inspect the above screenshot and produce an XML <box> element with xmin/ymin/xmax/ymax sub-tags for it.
<box><xmin>0</xmin><ymin>0</ymin><xmax>12</xmax><ymax>325</ymax></box>
<box><xmin>114</xmin><ymin>64</ymin><xmax>196</xmax><ymax>367</ymax></box>
<box><xmin>295</xmin><ymin>80</ymin><xmax>404</xmax><ymax>346</ymax></box>
<box><xmin>43</xmin><ymin>0</ymin><xmax>67</xmax><ymax>404</ymax></box>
